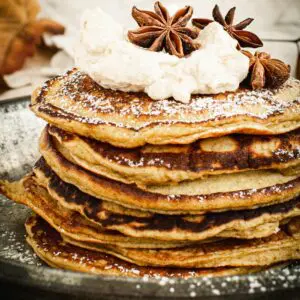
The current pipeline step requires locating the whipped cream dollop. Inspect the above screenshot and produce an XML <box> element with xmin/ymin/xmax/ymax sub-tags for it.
<box><xmin>75</xmin><ymin>8</ymin><xmax>249</xmax><ymax>103</ymax></box>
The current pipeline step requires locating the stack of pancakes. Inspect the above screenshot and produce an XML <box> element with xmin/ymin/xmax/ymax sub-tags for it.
<box><xmin>1</xmin><ymin>69</ymin><xmax>300</xmax><ymax>278</ymax></box>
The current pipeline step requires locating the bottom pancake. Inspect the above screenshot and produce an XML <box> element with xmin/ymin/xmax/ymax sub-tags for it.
<box><xmin>25</xmin><ymin>215</ymin><xmax>273</xmax><ymax>278</ymax></box>
<box><xmin>61</xmin><ymin>217</ymin><xmax>300</xmax><ymax>268</ymax></box>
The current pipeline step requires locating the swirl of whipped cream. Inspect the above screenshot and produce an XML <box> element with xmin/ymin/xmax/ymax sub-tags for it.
<box><xmin>75</xmin><ymin>8</ymin><xmax>249</xmax><ymax>103</ymax></box>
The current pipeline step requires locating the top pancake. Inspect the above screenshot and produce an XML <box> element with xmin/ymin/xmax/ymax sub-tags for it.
<box><xmin>31</xmin><ymin>69</ymin><xmax>300</xmax><ymax>148</ymax></box>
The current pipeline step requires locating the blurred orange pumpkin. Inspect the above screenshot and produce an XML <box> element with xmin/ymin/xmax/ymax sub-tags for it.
<box><xmin>0</xmin><ymin>0</ymin><xmax>64</xmax><ymax>76</ymax></box>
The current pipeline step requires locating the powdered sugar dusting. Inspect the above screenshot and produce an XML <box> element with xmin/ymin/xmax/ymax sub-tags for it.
<box><xmin>0</xmin><ymin>234</ymin><xmax>41</xmax><ymax>266</ymax></box>
<box><xmin>274</xmin><ymin>146</ymin><xmax>300</xmax><ymax>161</ymax></box>
<box><xmin>37</xmin><ymin>70</ymin><xmax>300</xmax><ymax>130</ymax></box>
<box><xmin>0</xmin><ymin>198</ymin><xmax>41</xmax><ymax>266</ymax></box>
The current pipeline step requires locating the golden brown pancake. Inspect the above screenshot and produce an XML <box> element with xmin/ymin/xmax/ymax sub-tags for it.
<box><xmin>2</xmin><ymin>169</ymin><xmax>297</xmax><ymax>244</ymax></box>
<box><xmin>32</xmin><ymin>160</ymin><xmax>300</xmax><ymax>241</ymax></box>
<box><xmin>26</xmin><ymin>215</ymin><xmax>268</xmax><ymax>278</ymax></box>
<box><xmin>0</xmin><ymin>177</ymin><xmax>191</xmax><ymax>248</ymax></box>
<box><xmin>49</xmin><ymin>125</ymin><xmax>300</xmax><ymax>186</ymax></box>
<box><xmin>39</xmin><ymin>128</ymin><xmax>300</xmax><ymax>214</ymax></box>
<box><xmin>61</xmin><ymin>217</ymin><xmax>300</xmax><ymax>268</ymax></box>
<box><xmin>31</xmin><ymin>69</ymin><xmax>300</xmax><ymax>148</ymax></box>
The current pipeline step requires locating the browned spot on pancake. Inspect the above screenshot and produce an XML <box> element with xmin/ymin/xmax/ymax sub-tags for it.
<box><xmin>48</xmin><ymin>125</ymin><xmax>74</xmax><ymax>142</ymax></box>
<box><xmin>49</xmin><ymin>125</ymin><xmax>300</xmax><ymax>173</ymax></box>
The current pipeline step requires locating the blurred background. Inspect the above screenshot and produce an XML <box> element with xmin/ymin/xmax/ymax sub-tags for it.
<box><xmin>1</xmin><ymin>0</ymin><xmax>299</xmax><ymax>102</ymax></box>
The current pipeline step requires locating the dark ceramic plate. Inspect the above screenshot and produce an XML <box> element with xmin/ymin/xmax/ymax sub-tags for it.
<box><xmin>0</xmin><ymin>98</ymin><xmax>300</xmax><ymax>299</ymax></box>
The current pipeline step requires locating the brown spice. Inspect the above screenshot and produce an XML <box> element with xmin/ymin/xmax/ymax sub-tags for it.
<box><xmin>128</xmin><ymin>1</ymin><xmax>200</xmax><ymax>58</ymax></box>
<box><xmin>242</xmin><ymin>50</ymin><xmax>290</xmax><ymax>89</ymax></box>
<box><xmin>192</xmin><ymin>5</ymin><xmax>263</xmax><ymax>49</ymax></box>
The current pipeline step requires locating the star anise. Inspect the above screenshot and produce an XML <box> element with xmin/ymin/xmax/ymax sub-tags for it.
<box><xmin>127</xmin><ymin>1</ymin><xmax>200</xmax><ymax>58</ymax></box>
<box><xmin>192</xmin><ymin>5</ymin><xmax>263</xmax><ymax>48</ymax></box>
<box><xmin>242</xmin><ymin>50</ymin><xmax>290</xmax><ymax>89</ymax></box>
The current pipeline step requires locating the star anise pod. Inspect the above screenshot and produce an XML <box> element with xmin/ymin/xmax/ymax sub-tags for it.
<box><xmin>242</xmin><ymin>50</ymin><xmax>290</xmax><ymax>89</ymax></box>
<box><xmin>192</xmin><ymin>5</ymin><xmax>263</xmax><ymax>48</ymax></box>
<box><xmin>127</xmin><ymin>1</ymin><xmax>200</xmax><ymax>58</ymax></box>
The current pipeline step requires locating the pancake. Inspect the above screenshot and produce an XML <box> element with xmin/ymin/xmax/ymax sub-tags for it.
<box><xmin>0</xmin><ymin>177</ymin><xmax>190</xmax><ymax>249</ymax></box>
<box><xmin>40</xmin><ymin>128</ymin><xmax>300</xmax><ymax>214</ymax></box>
<box><xmin>26</xmin><ymin>215</ymin><xmax>267</xmax><ymax>278</ymax></box>
<box><xmin>61</xmin><ymin>217</ymin><xmax>300</xmax><ymax>268</ymax></box>
<box><xmin>30</xmin><ymin>69</ymin><xmax>300</xmax><ymax>148</ymax></box>
<box><xmin>33</xmin><ymin>160</ymin><xmax>300</xmax><ymax>241</ymax></box>
<box><xmin>49</xmin><ymin>125</ymin><xmax>300</xmax><ymax>186</ymax></box>
<box><xmin>2</xmin><ymin>169</ymin><xmax>295</xmax><ymax>243</ymax></box>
